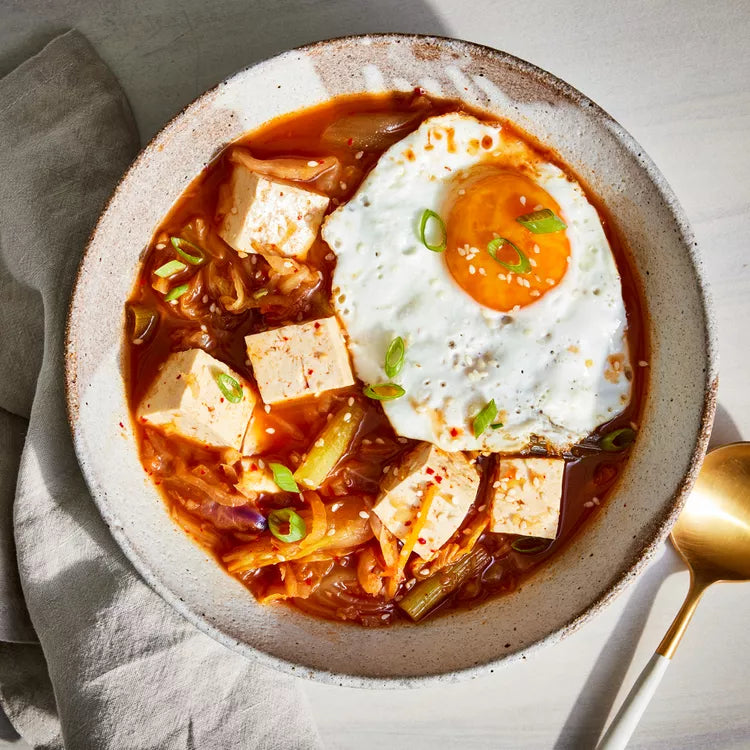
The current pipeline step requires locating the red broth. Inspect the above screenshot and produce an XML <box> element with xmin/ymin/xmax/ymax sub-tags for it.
<box><xmin>125</xmin><ymin>91</ymin><xmax>647</xmax><ymax>626</ymax></box>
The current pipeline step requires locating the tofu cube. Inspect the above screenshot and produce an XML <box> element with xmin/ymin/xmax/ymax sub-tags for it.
<box><xmin>218</xmin><ymin>164</ymin><xmax>329</xmax><ymax>260</ymax></box>
<box><xmin>137</xmin><ymin>349</ymin><xmax>255</xmax><ymax>451</ymax></box>
<box><xmin>373</xmin><ymin>443</ymin><xmax>480</xmax><ymax>560</ymax></box>
<box><xmin>245</xmin><ymin>317</ymin><xmax>354</xmax><ymax>404</ymax></box>
<box><xmin>235</xmin><ymin>457</ymin><xmax>280</xmax><ymax>498</ymax></box>
<box><xmin>488</xmin><ymin>457</ymin><xmax>564</xmax><ymax>539</ymax></box>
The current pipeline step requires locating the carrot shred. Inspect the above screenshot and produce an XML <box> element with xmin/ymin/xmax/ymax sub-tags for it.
<box><xmin>396</xmin><ymin>484</ymin><xmax>438</xmax><ymax>578</ymax></box>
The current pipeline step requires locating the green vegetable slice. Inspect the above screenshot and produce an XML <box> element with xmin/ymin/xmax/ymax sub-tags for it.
<box><xmin>170</xmin><ymin>236</ymin><xmax>206</xmax><ymax>265</ymax></box>
<box><xmin>214</xmin><ymin>372</ymin><xmax>243</xmax><ymax>403</ymax></box>
<box><xmin>384</xmin><ymin>336</ymin><xmax>405</xmax><ymax>379</ymax></box>
<box><xmin>472</xmin><ymin>399</ymin><xmax>497</xmax><ymax>438</ymax></box>
<box><xmin>418</xmin><ymin>209</ymin><xmax>447</xmax><ymax>252</ymax></box>
<box><xmin>511</xmin><ymin>537</ymin><xmax>552</xmax><ymax>555</ymax></box>
<box><xmin>398</xmin><ymin>546</ymin><xmax>491</xmax><ymax>622</ymax></box>
<box><xmin>600</xmin><ymin>427</ymin><xmax>636</xmax><ymax>452</ymax></box>
<box><xmin>363</xmin><ymin>383</ymin><xmax>405</xmax><ymax>401</ymax></box>
<box><xmin>487</xmin><ymin>237</ymin><xmax>531</xmax><ymax>274</ymax></box>
<box><xmin>164</xmin><ymin>283</ymin><xmax>189</xmax><ymax>302</ymax></box>
<box><xmin>154</xmin><ymin>259</ymin><xmax>187</xmax><ymax>278</ymax></box>
<box><xmin>268</xmin><ymin>507</ymin><xmax>306</xmax><ymax>543</ymax></box>
<box><xmin>127</xmin><ymin>304</ymin><xmax>159</xmax><ymax>343</ymax></box>
<box><xmin>269</xmin><ymin>462</ymin><xmax>299</xmax><ymax>493</ymax></box>
<box><xmin>515</xmin><ymin>208</ymin><xmax>566</xmax><ymax>234</ymax></box>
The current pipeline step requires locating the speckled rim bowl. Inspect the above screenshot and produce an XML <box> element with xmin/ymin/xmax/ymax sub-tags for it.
<box><xmin>65</xmin><ymin>34</ymin><xmax>717</xmax><ymax>687</ymax></box>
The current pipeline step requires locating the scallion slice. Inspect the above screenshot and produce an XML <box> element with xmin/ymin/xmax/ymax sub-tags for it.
<box><xmin>268</xmin><ymin>507</ymin><xmax>306</xmax><ymax>543</ymax></box>
<box><xmin>164</xmin><ymin>283</ymin><xmax>189</xmax><ymax>302</ymax></box>
<box><xmin>384</xmin><ymin>336</ymin><xmax>405</xmax><ymax>379</ymax></box>
<box><xmin>515</xmin><ymin>208</ymin><xmax>566</xmax><ymax>234</ymax></box>
<box><xmin>170</xmin><ymin>236</ymin><xmax>206</xmax><ymax>265</ymax></box>
<box><xmin>127</xmin><ymin>304</ymin><xmax>159</xmax><ymax>343</ymax></box>
<box><xmin>600</xmin><ymin>427</ymin><xmax>636</xmax><ymax>452</ymax></box>
<box><xmin>487</xmin><ymin>237</ymin><xmax>531</xmax><ymax>274</ymax></box>
<box><xmin>214</xmin><ymin>372</ymin><xmax>243</xmax><ymax>403</ymax></box>
<box><xmin>418</xmin><ymin>209</ymin><xmax>447</xmax><ymax>252</ymax></box>
<box><xmin>490</xmin><ymin>422</ymin><xmax>504</xmax><ymax>430</ymax></box>
<box><xmin>472</xmin><ymin>399</ymin><xmax>497</xmax><ymax>438</ymax></box>
<box><xmin>511</xmin><ymin>537</ymin><xmax>551</xmax><ymax>554</ymax></box>
<box><xmin>363</xmin><ymin>383</ymin><xmax>405</xmax><ymax>401</ymax></box>
<box><xmin>154</xmin><ymin>259</ymin><xmax>187</xmax><ymax>278</ymax></box>
<box><xmin>269</xmin><ymin>463</ymin><xmax>299</xmax><ymax>493</ymax></box>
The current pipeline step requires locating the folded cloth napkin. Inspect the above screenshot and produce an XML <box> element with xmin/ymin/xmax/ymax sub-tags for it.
<box><xmin>0</xmin><ymin>30</ymin><xmax>322</xmax><ymax>750</ymax></box>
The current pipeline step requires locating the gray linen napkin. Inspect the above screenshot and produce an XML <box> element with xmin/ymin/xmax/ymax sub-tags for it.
<box><xmin>0</xmin><ymin>30</ymin><xmax>322</xmax><ymax>750</ymax></box>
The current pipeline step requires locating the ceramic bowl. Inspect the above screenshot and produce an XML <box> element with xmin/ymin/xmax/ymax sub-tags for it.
<box><xmin>65</xmin><ymin>34</ymin><xmax>717</xmax><ymax>686</ymax></box>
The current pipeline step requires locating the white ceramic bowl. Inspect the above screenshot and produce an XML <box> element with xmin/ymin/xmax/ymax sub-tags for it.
<box><xmin>65</xmin><ymin>34</ymin><xmax>717</xmax><ymax>687</ymax></box>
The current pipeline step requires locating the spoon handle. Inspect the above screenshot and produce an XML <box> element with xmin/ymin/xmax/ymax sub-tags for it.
<box><xmin>596</xmin><ymin>575</ymin><xmax>709</xmax><ymax>750</ymax></box>
<box><xmin>595</xmin><ymin>653</ymin><xmax>670</xmax><ymax>750</ymax></box>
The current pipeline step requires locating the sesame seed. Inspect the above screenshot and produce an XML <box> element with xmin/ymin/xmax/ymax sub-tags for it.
<box><xmin>530</xmin><ymin>290</ymin><xmax>541</xmax><ymax>297</ymax></box>
<box><xmin>381</xmin><ymin>613</ymin><xmax>389</xmax><ymax>620</ymax></box>
<box><xmin>202</xmin><ymin>294</ymin><xmax>209</xmax><ymax>303</ymax></box>
<box><xmin>546</xmin><ymin>278</ymin><xmax>555</xmax><ymax>286</ymax></box>
<box><xmin>478</xmin><ymin>267</ymin><xmax>486</xmax><ymax>276</ymax></box>
<box><xmin>325</xmin><ymin>252</ymin><xmax>335</xmax><ymax>261</ymax></box>
<box><xmin>258</xmin><ymin>459</ymin><xmax>265</xmax><ymax>468</ymax></box>
<box><xmin>315</xmin><ymin>438</ymin><xmax>325</xmax><ymax>447</ymax></box>
<box><xmin>421</xmin><ymin>568</ymin><xmax>431</xmax><ymax>576</ymax></box>
<box><xmin>478</xmin><ymin>505</ymin><xmax>487</xmax><ymax>512</ymax></box>
<box><xmin>520</xmin><ymin>195</ymin><xmax>527</xmax><ymax>205</ymax></box>
<box><xmin>583</xmin><ymin>501</ymin><xmax>594</xmax><ymax>508</ymax></box>
<box><xmin>355</xmin><ymin>151</ymin><xmax>364</xmax><ymax>159</ymax></box>
<box><xmin>382</xmin><ymin>465</ymin><xmax>391</xmax><ymax>474</ymax></box>
<box><xmin>533</xmin><ymin>244</ymin><xmax>540</xmax><ymax>254</ymax></box>
<box><xmin>283</xmin><ymin>261</ymin><xmax>293</xmax><ymax>269</ymax></box>
<box><xmin>534</xmin><ymin>204</ymin><xmax>543</xmax><ymax>211</ymax></box>
<box><xmin>327</xmin><ymin>528</ymin><xmax>336</xmax><ymax>536</ymax></box>
<box><xmin>331</xmin><ymin>502</ymin><xmax>342</xmax><ymax>512</ymax></box>
<box><xmin>265</xmin><ymin>428</ymin><xmax>275</xmax><ymax>434</ymax></box>
<box><xmin>529</xmin><ymin>258</ymin><xmax>537</xmax><ymax>267</ymax></box>
<box><xmin>362</xmin><ymin>438</ymin><xmax>372</xmax><ymax>445</ymax></box>
<box><xmin>638</xmin><ymin>360</ymin><xmax>649</xmax><ymax>367</ymax></box>
<box><xmin>343</xmin><ymin>412</ymin><xmax>352</xmax><ymax>422</ymax></box>
<box><xmin>307</xmin><ymin>160</ymin><xmax>319</xmax><ymax>167</ymax></box>
<box><xmin>375</xmin><ymin>437</ymin><xmax>385</xmax><ymax>445</ymax></box>
<box><xmin>359</xmin><ymin>511</ymin><xmax>370</xmax><ymax>519</ymax></box>
<box><xmin>469</xmin><ymin>265</ymin><xmax>476</xmax><ymax>275</ymax></box>
<box><xmin>132</xmin><ymin>338</ymin><xmax>143</xmax><ymax>346</ymax></box>
<box><xmin>592</xmin><ymin>496</ymin><xmax>601</xmax><ymax>505</ymax></box>
<box><xmin>492</xmin><ymin>481</ymin><xmax>500</xmax><ymax>488</ymax></box>
<box><xmin>264</xmin><ymin>404</ymin><xmax>271</xmax><ymax>414</ymax></box>
<box><xmin>155</xmin><ymin>242</ymin><xmax>166</xmax><ymax>250</ymax></box>
<box><xmin>398</xmin><ymin>437</ymin><xmax>408</xmax><ymax>444</ymax></box>
<box><xmin>347</xmin><ymin>396</ymin><xmax>354</xmax><ymax>406</ymax></box>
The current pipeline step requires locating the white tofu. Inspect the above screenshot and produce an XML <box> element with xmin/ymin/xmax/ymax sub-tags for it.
<box><xmin>488</xmin><ymin>457</ymin><xmax>564</xmax><ymax>539</ymax></box>
<box><xmin>218</xmin><ymin>164</ymin><xmax>329</xmax><ymax>260</ymax></box>
<box><xmin>245</xmin><ymin>317</ymin><xmax>354</xmax><ymax>404</ymax></box>
<box><xmin>373</xmin><ymin>443</ymin><xmax>480</xmax><ymax>560</ymax></box>
<box><xmin>235</xmin><ymin>457</ymin><xmax>280</xmax><ymax>497</ymax></box>
<box><xmin>137</xmin><ymin>349</ymin><xmax>256</xmax><ymax>451</ymax></box>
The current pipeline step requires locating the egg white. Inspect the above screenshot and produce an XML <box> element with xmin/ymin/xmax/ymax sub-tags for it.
<box><xmin>322</xmin><ymin>113</ymin><xmax>632</xmax><ymax>453</ymax></box>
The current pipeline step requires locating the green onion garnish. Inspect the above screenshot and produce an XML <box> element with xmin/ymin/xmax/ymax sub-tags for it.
<box><xmin>487</xmin><ymin>237</ymin><xmax>531</xmax><ymax>274</ymax></box>
<box><xmin>490</xmin><ymin>422</ymin><xmax>504</xmax><ymax>430</ymax></box>
<box><xmin>472</xmin><ymin>399</ymin><xmax>497</xmax><ymax>438</ymax></box>
<box><xmin>384</xmin><ymin>336</ymin><xmax>405</xmax><ymax>379</ymax></box>
<box><xmin>268</xmin><ymin>507</ymin><xmax>306</xmax><ymax>543</ymax></box>
<box><xmin>515</xmin><ymin>208</ymin><xmax>567</xmax><ymax>234</ymax></box>
<box><xmin>170</xmin><ymin>236</ymin><xmax>206</xmax><ymax>265</ymax></box>
<box><xmin>600</xmin><ymin>427</ymin><xmax>636</xmax><ymax>452</ymax></box>
<box><xmin>269</xmin><ymin>463</ymin><xmax>299</xmax><ymax>493</ymax></box>
<box><xmin>214</xmin><ymin>372</ymin><xmax>243</xmax><ymax>403</ymax></box>
<box><xmin>127</xmin><ymin>304</ymin><xmax>159</xmax><ymax>343</ymax></box>
<box><xmin>363</xmin><ymin>383</ymin><xmax>406</xmax><ymax>401</ymax></box>
<box><xmin>252</xmin><ymin>289</ymin><xmax>269</xmax><ymax>300</ymax></box>
<box><xmin>164</xmin><ymin>283</ymin><xmax>189</xmax><ymax>302</ymax></box>
<box><xmin>418</xmin><ymin>209</ymin><xmax>447</xmax><ymax>252</ymax></box>
<box><xmin>511</xmin><ymin>537</ymin><xmax>551</xmax><ymax>554</ymax></box>
<box><xmin>154</xmin><ymin>259</ymin><xmax>187</xmax><ymax>278</ymax></box>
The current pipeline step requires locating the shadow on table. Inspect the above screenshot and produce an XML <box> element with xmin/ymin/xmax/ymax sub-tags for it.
<box><xmin>0</xmin><ymin>0</ymin><xmax>450</xmax><ymax>140</ymax></box>
<box><xmin>554</xmin><ymin>402</ymin><xmax>742</xmax><ymax>749</ymax></box>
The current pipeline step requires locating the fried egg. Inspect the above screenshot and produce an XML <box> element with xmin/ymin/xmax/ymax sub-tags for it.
<box><xmin>322</xmin><ymin>112</ymin><xmax>632</xmax><ymax>453</ymax></box>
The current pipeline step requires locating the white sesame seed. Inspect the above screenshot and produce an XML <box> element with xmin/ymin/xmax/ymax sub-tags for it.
<box><xmin>327</xmin><ymin>528</ymin><xmax>336</xmax><ymax>536</ymax></box>
<box><xmin>398</xmin><ymin>437</ymin><xmax>408</xmax><ymax>444</ymax></box>
<box><xmin>265</xmin><ymin>428</ymin><xmax>275</xmax><ymax>434</ymax></box>
<box><xmin>355</xmin><ymin>151</ymin><xmax>364</xmax><ymax>159</ymax></box>
<box><xmin>347</xmin><ymin>396</ymin><xmax>354</xmax><ymax>406</ymax></box>
<box><xmin>529</xmin><ymin>258</ymin><xmax>537</xmax><ymax>267</ymax></box>
<box><xmin>257</xmin><ymin>459</ymin><xmax>265</xmax><ymax>468</ymax></box>
<box><xmin>478</xmin><ymin>267</ymin><xmax>486</xmax><ymax>276</ymax></box>
<box><xmin>283</xmin><ymin>261</ymin><xmax>293</xmax><ymax>269</ymax></box>
<box><xmin>343</xmin><ymin>412</ymin><xmax>352</xmax><ymax>423</ymax></box>
<box><xmin>331</xmin><ymin>502</ymin><xmax>342</xmax><ymax>512</ymax></box>
<box><xmin>638</xmin><ymin>360</ymin><xmax>649</xmax><ymax>367</ymax></box>
<box><xmin>534</xmin><ymin>204</ymin><xmax>544</xmax><ymax>211</ymax></box>
<box><xmin>492</xmin><ymin>481</ymin><xmax>500</xmax><ymax>489</ymax></box>
<box><xmin>533</xmin><ymin>244</ymin><xmax>540</xmax><ymax>254</ymax></box>
<box><xmin>307</xmin><ymin>160</ymin><xmax>319</xmax><ymax>167</ymax></box>
<box><xmin>584</xmin><ymin>501</ymin><xmax>594</xmax><ymax>508</ymax></box>
<box><xmin>155</xmin><ymin>242</ymin><xmax>166</xmax><ymax>250</ymax></box>
<box><xmin>546</xmin><ymin>278</ymin><xmax>555</xmax><ymax>286</ymax></box>
<box><xmin>202</xmin><ymin>294</ymin><xmax>209</xmax><ymax>303</ymax></box>
<box><xmin>325</xmin><ymin>252</ymin><xmax>335</xmax><ymax>261</ymax></box>
<box><xmin>362</xmin><ymin>438</ymin><xmax>372</xmax><ymax>445</ymax></box>
<box><xmin>382</xmin><ymin>465</ymin><xmax>391</xmax><ymax>474</ymax></box>
<box><xmin>592</xmin><ymin>496</ymin><xmax>601</xmax><ymax>505</ymax></box>
<box><xmin>421</xmin><ymin>568</ymin><xmax>431</xmax><ymax>576</ymax></box>
<box><xmin>375</xmin><ymin>437</ymin><xmax>385</xmax><ymax>445</ymax></box>
<box><xmin>315</xmin><ymin>438</ymin><xmax>325</xmax><ymax>447</ymax></box>
<box><xmin>132</xmin><ymin>338</ymin><xmax>143</xmax><ymax>345</ymax></box>
<box><xmin>469</xmin><ymin>265</ymin><xmax>476</xmax><ymax>275</ymax></box>
<box><xmin>359</xmin><ymin>511</ymin><xmax>370</xmax><ymax>519</ymax></box>
<box><xmin>381</xmin><ymin>613</ymin><xmax>389</xmax><ymax>620</ymax></box>
<box><xmin>520</xmin><ymin>195</ymin><xmax>527</xmax><ymax>205</ymax></box>
<box><xmin>530</xmin><ymin>290</ymin><xmax>541</xmax><ymax>297</ymax></box>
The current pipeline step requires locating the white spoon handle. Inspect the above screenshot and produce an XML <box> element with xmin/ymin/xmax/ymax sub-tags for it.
<box><xmin>595</xmin><ymin>652</ymin><xmax>670</xmax><ymax>750</ymax></box>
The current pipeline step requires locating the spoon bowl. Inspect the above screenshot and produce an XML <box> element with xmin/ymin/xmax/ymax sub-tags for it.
<box><xmin>672</xmin><ymin>442</ymin><xmax>750</xmax><ymax>582</ymax></box>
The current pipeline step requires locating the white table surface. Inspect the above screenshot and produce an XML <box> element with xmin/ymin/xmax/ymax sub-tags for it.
<box><xmin>2</xmin><ymin>1</ymin><xmax>749</xmax><ymax>747</ymax></box>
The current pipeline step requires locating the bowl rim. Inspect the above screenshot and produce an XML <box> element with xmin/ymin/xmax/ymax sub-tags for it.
<box><xmin>64</xmin><ymin>32</ymin><xmax>718</xmax><ymax>688</ymax></box>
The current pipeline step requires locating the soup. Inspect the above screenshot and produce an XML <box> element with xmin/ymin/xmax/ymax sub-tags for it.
<box><xmin>126</xmin><ymin>91</ymin><xmax>646</xmax><ymax>627</ymax></box>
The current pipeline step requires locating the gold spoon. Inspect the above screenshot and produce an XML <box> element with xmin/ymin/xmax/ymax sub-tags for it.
<box><xmin>597</xmin><ymin>441</ymin><xmax>750</xmax><ymax>749</ymax></box>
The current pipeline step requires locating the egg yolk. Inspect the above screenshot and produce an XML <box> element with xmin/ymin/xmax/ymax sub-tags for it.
<box><xmin>444</xmin><ymin>170</ymin><xmax>570</xmax><ymax>312</ymax></box>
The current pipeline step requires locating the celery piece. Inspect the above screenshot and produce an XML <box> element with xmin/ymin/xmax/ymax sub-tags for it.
<box><xmin>398</xmin><ymin>546</ymin><xmax>491</xmax><ymax>622</ymax></box>
<box><xmin>293</xmin><ymin>401</ymin><xmax>366</xmax><ymax>489</ymax></box>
